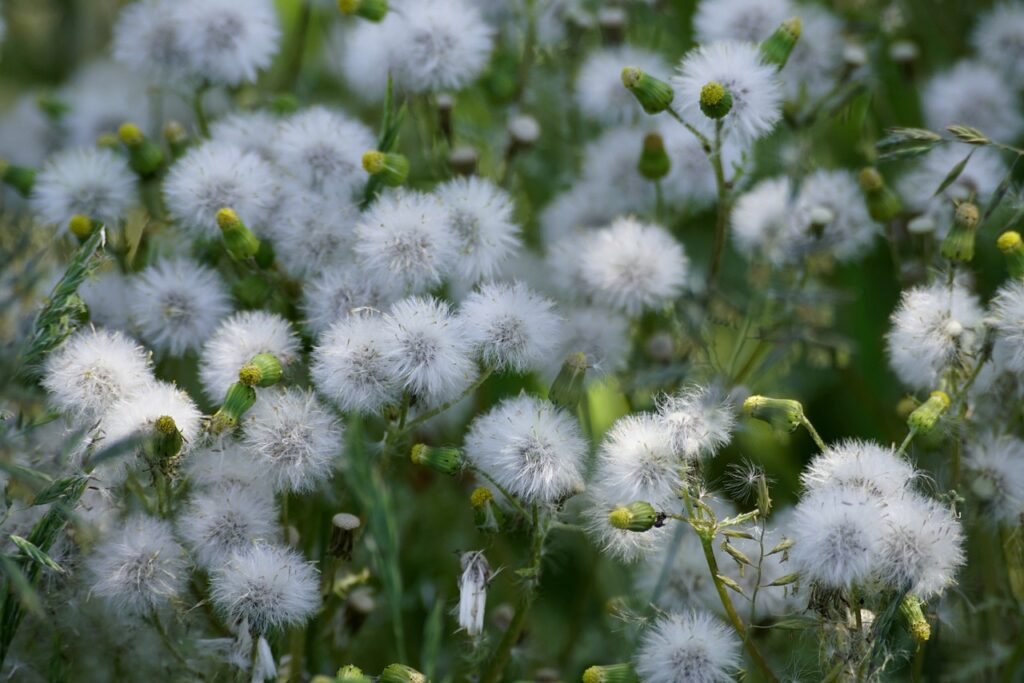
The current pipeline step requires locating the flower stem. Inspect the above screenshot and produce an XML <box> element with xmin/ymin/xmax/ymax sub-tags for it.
<box><xmin>706</xmin><ymin>119</ymin><xmax>731</xmax><ymax>292</ymax></box>
<box><xmin>398</xmin><ymin>367</ymin><xmax>493</xmax><ymax>437</ymax></box>
<box><xmin>192</xmin><ymin>84</ymin><xmax>210</xmax><ymax>138</ymax></box>
<box><xmin>800</xmin><ymin>415</ymin><xmax>828</xmax><ymax>452</ymax></box>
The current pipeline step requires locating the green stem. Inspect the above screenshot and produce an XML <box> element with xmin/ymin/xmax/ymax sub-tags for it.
<box><xmin>696</xmin><ymin>533</ymin><xmax>779</xmax><ymax>683</ymax></box>
<box><xmin>800</xmin><ymin>415</ymin><xmax>827</xmax><ymax>453</ymax></box>
<box><xmin>398</xmin><ymin>367</ymin><xmax>493</xmax><ymax>437</ymax></box>
<box><xmin>667</xmin><ymin>106</ymin><xmax>711</xmax><ymax>152</ymax></box>
<box><xmin>148</xmin><ymin>614</ymin><xmax>208</xmax><ymax>680</ymax></box>
<box><xmin>706</xmin><ymin>119</ymin><xmax>731</xmax><ymax>292</ymax></box>
<box><xmin>192</xmin><ymin>84</ymin><xmax>210</xmax><ymax>138</ymax></box>
<box><xmin>895</xmin><ymin>429</ymin><xmax>917</xmax><ymax>458</ymax></box>
<box><xmin>282</xmin><ymin>0</ymin><xmax>312</xmax><ymax>91</ymax></box>
<box><xmin>472</xmin><ymin>467</ymin><xmax>531</xmax><ymax>521</ymax></box>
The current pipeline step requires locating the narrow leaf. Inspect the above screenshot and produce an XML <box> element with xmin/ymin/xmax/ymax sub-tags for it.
<box><xmin>717</xmin><ymin>574</ymin><xmax>745</xmax><ymax>596</ymax></box>
<box><xmin>933</xmin><ymin>151</ymin><xmax>973</xmax><ymax>197</ymax></box>
<box><xmin>9</xmin><ymin>537</ymin><xmax>64</xmax><ymax>575</ymax></box>
<box><xmin>0</xmin><ymin>556</ymin><xmax>43</xmax><ymax>618</ymax></box>
<box><xmin>32</xmin><ymin>476</ymin><xmax>87</xmax><ymax>507</ymax></box>
<box><xmin>983</xmin><ymin>155</ymin><xmax>1020</xmax><ymax>223</ymax></box>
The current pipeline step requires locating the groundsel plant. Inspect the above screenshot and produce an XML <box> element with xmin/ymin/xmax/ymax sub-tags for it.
<box><xmin>2</xmin><ymin>1</ymin><xmax>1024</xmax><ymax>681</ymax></box>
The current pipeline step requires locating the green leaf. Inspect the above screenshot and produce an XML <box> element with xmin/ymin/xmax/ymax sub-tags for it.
<box><xmin>721</xmin><ymin>529</ymin><xmax>755</xmax><ymax>540</ymax></box>
<box><xmin>83</xmin><ymin>433</ymin><xmax>146</xmax><ymax>472</ymax></box>
<box><xmin>880</xmin><ymin>127</ymin><xmax>943</xmax><ymax>145</ymax></box>
<box><xmin>0</xmin><ymin>556</ymin><xmax>43</xmax><ymax>618</ymax></box>
<box><xmin>32</xmin><ymin>476</ymin><xmax>87</xmax><ymax>506</ymax></box>
<box><xmin>123</xmin><ymin>207</ymin><xmax>149</xmax><ymax>267</ymax></box>
<box><xmin>769</xmin><ymin>615</ymin><xmax>819</xmax><ymax>630</ymax></box>
<box><xmin>9</xmin><ymin>536</ymin><xmax>64</xmax><ymax>575</ymax></box>
<box><xmin>420</xmin><ymin>598</ymin><xmax>444</xmax><ymax>681</ymax></box>
<box><xmin>983</xmin><ymin>155</ymin><xmax>1020</xmax><ymax>223</ymax></box>
<box><xmin>933</xmin><ymin>150</ymin><xmax>973</xmax><ymax>197</ymax></box>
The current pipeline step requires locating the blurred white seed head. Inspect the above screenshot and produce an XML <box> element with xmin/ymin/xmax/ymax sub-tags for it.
<box><xmin>31</xmin><ymin>147</ymin><xmax>137</xmax><ymax>228</ymax></box>
<box><xmin>635</xmin><ymin>611</ymin><xmax>742</xmax><ymax>683</ymax></box>
<box><xmin>301</xmin><ymin>268</ymin><xmax>396</xmax><ymax>336</ymax></box>
<box><xmin>312</xmin><ymin>311</ymin><xmax>401</xmax><ymax>414</ymax></box>
<box><xmin>576</xmin><ymin>46</ymin><xmax>670</xmax><ymax>124</ymax></box>
<box><xmin>209</xmin><ymin>110</ymin><xmax>281</xmax><ymax>160</ymax></box>
<box><xmin>459</xmin><ymin>281</ymin><xmax>562</xmax><ymax>373</ymax></box>
<box><xmin>436</xmin><ymin>177</ymin><xmax>521</xmax><ymax>283</ymax></box>
<box><xmin>180</xmin><ymin>484</ymin><xmax>278</xmax><ymax>568</ymax></box>
<box><xmin>964</xmin><ymin>433</ymin><xmax>1024</xmax><ymax>524</ymax></box>
<box><xmin>112</xmin><ymin>0</ymin><xmax>190</xmax><ymax>82</ymax></box>
<box><xmin>271</xmin><ymin>106</ymin><xmax>375</xmax><ymax>196</ymax></box>
<box><xmin>269</xmin><ymin>185</ymin><xmax>360</xmax><ymax>278</ymax></box>
<box><xmin>656</xmin><ymin>385</ymin><xmax>735</xmax><ymax>461</ymax></box>
<box><xmin>464</xmin><ymin>394</ymin><xmax>587</xmax><ymax>504</ymax></box>
<box><xmin>583</xmin><ymin>493</ymin><xmax>670</xmax><ymax>563</ymax></box>
<box><xmin>592</xmin><ymin>413</ymin><xmax>682</xmax><ymax>506</ymax></box>
<box><xmin>129</xmin><ymin>258</ymin><xmax>233</xmax><ymax>356</ymax></box>
<box><xmin>169</xmin><ymin>0</ymin><xmax>281</xmax><ymax>86</ymax></box>
<box><xmin>923</xmin><ymin>60</ymin><xmax>1024</xmax><ymax>142</ymax></box>
<box><xmin>693</xmin><ymin>0</ymin><xmax>791</xmax><ymax>44</ymax></box>
<box><xmin>800</xmin><ymin>439</ymin><xmax>917</xmax><ymax>499</ymax></box>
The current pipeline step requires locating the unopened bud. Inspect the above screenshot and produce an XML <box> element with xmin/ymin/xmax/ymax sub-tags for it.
<box><xmin>338</xmin><ymin>0</ymin><xmax>388</xmax><ymax>21</ymax></box>
<box><xmin>907</xmin><ymin>215</ymin><xmax>935</xmax><ymax>235</ymax></box>
<box><xmin>899</xmin><ymin>594</ymin><xmax>931</xmax><ymax>642</ymax></box>
<box><xmin>149</xmin><ymin>415</ymin><xmax>184</xmax><ymax>475</ymax></box>
<box><xmin>907</xmin><ymin>391</ymin><xmax>950</xmax><ymax>435</ymax></box>
<box><xmin>410</xmin><ymin>444</ymin><xmax>463</xmax><ymax>476</ymax></box>
<box><xmin>379</xmin><ymin>664</ymin><xmax>425</xmax><ymax>683</ymax></box>
<box><xmin>0</xmin><ymin>158</ymin><xmax>36</xmax><ymax>197</ymax></box>
<box><xmin>998</xmin><ymin>230</ymin><xmax>1024</xmax><ymax>279</ymax></box>
<box><xmin>549</xmin><ymin>352</ymin><xmax>588</xmax><ymax>411</ymax></box>
<box><xmin>448</xmin><ymin>146</ymin><xmax>478</xmax><ymax>176</ymax></box>
<box><xmin>362</xmin><ymin>150</ymin><xmax>409</xmax><ymax>186</ymax></box>
<box><xmin>941</xmin><ymin>201</ymin><xmax>980</xmax><ymax>262</ymax></box>
<box><xmin>743</xmin><ymin>395</ymin><xmax>805</xmax><ymax>432</ymax></box>
<box><xmin>119</xmin><ymin>122</ymin><xmax>164</xmax><ymax>177</ymax></box>
<box><xmin>598</xmin><ymin>7</ymin><xmax>627</xmax><ymax>44</ymax></box>
<box><xmin>699</xmin><ymin>81</ymin><xmax>733</xmax><ymax>120</ymax></box>
<box><xmin>608</xmin><ymin>502</ymin><xmax>662</xmax><ymax>532</ymax></box>
<box><xmin>583</xmin><ymin>664</ymin><xmax>635</xmax><ymax>683</ymax></box>
<box><xmin>509</xmin><ymin>114</ymin><xmax>541</xmax><ymax>148</ymax></box>
<box><xmin>760</xmin><ymin>17</ymin><xmax>801</xmax><ymax>70</ymax></box>
<box><xmin>216</xmin><ymin>207</ymin><xmax>262</xmax><ymax>261</ymax></box>
<box><xmin>859</xmin><ymin>167</ymin><xmax>902</xmax><ymax>222</ymax></box>
<box><xmin>337</xmin><ymin>665</ymin><xmax>370</xmax><ymax>683</ymax></box>
<box><xmin>621</xmin><ymin>68</ymin><xmax>675</xmax><ymax>115</ymax></box>
<box><xmin>211</xmin><ymin>382</ymin><xmax>257</xmax><ymax>433</ymax></box>
<box><xmin>638</xmin><ymin>132</ymin><xmax>671</xmax><ymax>181</ymax></box>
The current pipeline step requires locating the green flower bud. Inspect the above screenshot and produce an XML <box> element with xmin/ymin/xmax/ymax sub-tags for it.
<box><xmin>337</xmin><ymin>665</ymin><xmax>370</xmax><ymax>683</ymax></box>
<box><xmin>271</xmin><ymin>93</ymin><xmax>300</xmax><ymax>115</ymax></box>
<box><xmin>582</xmin><ymin>664</ymin><xmax>636</xmax><ymax>683</ymax></box>
<box><xmin>379</xmin><ymin>664</ymin><xmax>426</xmax><ymax>683</ymax></box>
<box><xmin>36</xmin><ymin>93</ymin><xmax>70</xmax><ymax>120</ymax></box>
<box><xmin>759</xmin><ymin>17</ymin><xmax>801</xmax><ymax>70</ymax></box>
<box><xmin>859</xmin><ymin>167</ymin><xmax>903</xmax><ymax>223</ymax></box>
<box><xmin>148</xmin><ymin>415</ymin><xmax>185</xmax><ymax>478</ymax></box>
<box><xmin>233</xmin><ymin>273</ymin><xmax>274</xmax><ymax>308</ymax></box>
<box><xmin>211</xmin><ymin>382</ymin><xmax>257</xmax><ymax>434</ymax></box>
<box><xmin>899</xmin><ymin>594</ymin><xmax>931</xmax><ymax>643</ymax></box>
<box><xmin>743</xmin><ymin>395</ymin><xmax>805</xmax><ymax>433</ymax></box>
<box><xmin>549</xmin><ymin>352</ymin><xmax>588</xmax><ymax>411</ymax></box>
<box><xmin>216</xmin><ymin>207</ymin><xmax>262</xmax><ymax>261</ymax></box>
<box><xmin>471</xmin><ymin>486</ymin><xmax>505</xmax><ymax>534</ymax></box>
<box><xmin>941</xmin><ymin>201</ymin><xmax>980</xmax><ymax>262</ymax></box>
<box><xmin>608</xmin><ymin>502</ymin><xmax>662</xmax><ymax>532</ymax></box>
<box><xmin>907</xmin><ymin>390</ymin><xmax>950</xmax><ymax>435</ymax></box>
<box><xmin>698</xmin><ymin>81</ymin><xmax>733</xmax><ymax>120</ymax></box>
<box><xmin>362</xmin><ymin>150</ymin><xmax>409</xmax><ymax>187</ymax></box>
<box><xmin>163</xmin><ymin>120</ymin><xmax>190</xmax><ymax>159</ymax></box>
<box><xmin>638</xmin><ymin>132</ymin><xmax>671</xmax><ymax>181</ymax></box>
<box><xmin>998</xmin><ymin>230</ymin><xmax>1024</xmax><ymax>279</ymax></box>
<box><xmin>239</xmin><ymin>353</ymin><xmax>283</xmax><ymax>388</ymax></box>
<box><xmin>621</xmin><ymin>67</ymin><xmax>675</xmax><ymax>115</ymax></box>
<box><xmin>0</xmin><ymin>158</ymin><xmax>36</xmax><ymax>197</ymax></box>
<box><xmin>338</xmin><ymin>0</ymin><xmax>388</xmax><ymax>21</ymax></box>
<box><xmin>119</xmin><ymin>122</ymin><xmax>165</xmax><ymax>177</ymax></box>
<box><xmin>410</xmin><ymin>444</ymin><xmax>463</xmax><ymax>476</ymax></box>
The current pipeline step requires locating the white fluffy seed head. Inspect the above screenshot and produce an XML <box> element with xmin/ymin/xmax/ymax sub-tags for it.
<box><xmin>311</xmin><ymin>311</ymin><xmax>402</xmax><ymax>414</ymax></box>
<box><xmin>459</xmin><ymin>281</ymin><xmax>562</xmax><ymax>373</ymax></box>
<box><xmin>886</xmin><ymin>280</ymin><xmax>985</xmax><ymax>391</ymax></box>
<box><xmin>436</xmin><ymin>176</ymin><xmax>521</xmax><ymax>283</ymax></box>
<box><xmin>656</xmin><ymin>385</ymin><xmax>735</xmax><ymax>461</ymax></box>
<box><xmin>923</xmin><ymin>60</ymin><xmax>1023</xmax><ymax>142</ymax></box>
<box><xmin>550</xmin><ymin>305</ymin><xmax>631</xmax><ymax>380</ymax></box>
<box><xmin>163</xmin><ymin>141</ymin><xmax>279</xmax><ymax>239</ymax></box>
<box><xmin>972</xmin><ymin>3</ymin><xmax>1024</xmax><ymax>87</ymax></box>
<box><xmin>382</xmin><ymin>296</ymin><xmax>477</xmax><ymax>405</ymax></box>
<box><xmin>169</xmin><ymin>0</ymin><xmax>281</xmax><ymax>86</ymax></box>
<box><xmin>388</xmin><ymin>0</ymin><xmax>494</xmax><ymax>93</ymax></box>
<box><xmin>730</xmin><ymin>176</ymin><xmax>794</xmax><ymax>267</ymax></box>
<box><xmin>693</xmin><ymin>0</ymin><xmax>791</xmax><ymax>45</ymax></box>
<box><xmin>80</xmin><ymin>269</ymin><xmax>132</xmax><ymax>332</ymax></box>
<box><xmin>353</xmin><ymin>191</ymin><xmax>458</xmax><ymax>296</ymax></box>
<box><xmin>87</xmin><ymin>515</ymin><xmax>188</xmax><ymax>617</ymax></box>
<box><xmin>672</xmin><ymin>41</ymin><xmax>783</xmax><ymax>146</ymax></box>
<box><xmin>184</xmin><ymin>441</ymin><xmax>272</xmax><ymax>492</ymax></box>
<box><xmin>793</xmin><ymin>169</ymin><xmax>878</xmax><ymax>262</ymax></box>
<box><xmin>129</xmin><ymin>258</ymin><xmax>233</xmax><ymax>356</ymax></box>
<box><xmin>800</xmin><ymin>439</ymin><xmax>917</xmax><ymax>499</ymax></box>
<box><xmin>990</xmin><ymin>280</ymin><xmax>1024</xmax><ymax>375</ymax></box>
<box><xmin>269</xmin><ymin>185</ymin><xmax>360</xmax><ymax>278</ymax></box>
<box><xmin>199</xmin><ymin>311</ymin><xmax>300</xmax><ymax>404</ymax></box>
<box><xmin>180</xmin><ymin>484</ymin><xmax>278</xmax><ymax>568</ymax></box>
<box><xmin>210</xmin><ymin>543</ymin><xmax>319</xmax><ymax>634</ymax></box>
<box><xmin>112</xmin><ymin>0</ymin><xmax>190</xmax><ymax>82</ymax></box>
<box><xmin>592</xmin><ymin>413</ymin><xmax>683</xmax><ymax>506</ymax></box>
<box><xmin>42</xmin><ymin>328</ymin><xmax>154</xmax><ymax>424</ymax></box>
<box><xmin>241</xmin><ymin>387</ymin><xmax>343</xmax><ymax>494</ymax></box>
<box><xmin>326</xmin><ymin>19</ymin><xmax>397</xmax><ymax>103</ymax></box>
<box><xmin>31</xmin><ymin>147</ymin><xmax>137</xmax><ymax>228</ymax></box>
<box><xmin>575</xmin><ymin>46</ymin><xmax>671</xmax><ymax>124</ymax></box>
<box><xmin>300</xmin><ymin>268</ymin><xmax>396</xmax><ymax>336</ymax></box>
<box><xmin>579</xmin><ymin>217</ymin><xmax>689</xmax><ymax>316</ymax></box>
<box><xmin>964</xmin><ymin>433</ymin><xmax>1024</xmax><ymax>524</ymax></box>
<box><xmin>209</xmin><ymin>110</ymin><xmax>282</xmax><ymax>160</ymax></box>
<box><xmin>635</xmin><ymin>611</ymin><xmax>742</xmax><ymax>683</ymax></box>
<box><xmin>790</xmin><ymin>485</ymin><xmax>885</xmax><ymax>589</ymax></box>
<box><xmin>271</xmin><ymin>106</ymin><xmax>375</xmax><ymax>196</ymax></box>
<box><xmin>875</xmin><ymin>493</ymin><xmax>964</xmax><ymax>599</ymax></box>
<box><xmin>464</xmin><ymin>394</ymin><xmax>587</xmax><ymax>505</ymax></box>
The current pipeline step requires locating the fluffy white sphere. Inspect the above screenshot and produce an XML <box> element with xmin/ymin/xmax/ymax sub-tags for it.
<box><xmin>180</xmin><ymin>484</ymin><xmax>278</xmax><ymax>568</ymax></box>
<box><xmin>271</xmin><ymin>106</ymin><xmax>375</xmax><ymax>197</ymax></box>
<box><xmin>437</xmin><ymin>177</ymin><xmax>521</xmax><ymax>283</ymax></box>
<box><xmin>635</xmin><ymin>611</ymin><xmax>741</xmax><ymax>683</ymax></box>
<box><xmin>199</xmin><ymin>311</ymin><xmax>300</xmax><ymax>404</ymax></box>
<box><xmin>312</xmin><ymin>311</ymin><xmax>401</xmax><ymax>414</ymax></box>
<box><xmin>31</xmin><ymin>148</ymin><xmax>137</xmax><ymax>228</ymax></box>
<box><xmin>169</xmin><ymin>0</ymin><xmax>281</xmax><ymax>86</ymax></box>
<box><xmin>459</xmin><ymin>281</ymin><xmax>562</xmax><ymax>373</ymax></box>
<box><xmin>656</xmin><ymin>385</ymin><xmax>735</xmax><ymax>461</ymax></box>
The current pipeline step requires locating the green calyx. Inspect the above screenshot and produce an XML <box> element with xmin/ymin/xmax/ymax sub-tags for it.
<box><xmin>699</xmin><ymin>81</ymin><xmax>733</xmax><ymax>120</ymax></box>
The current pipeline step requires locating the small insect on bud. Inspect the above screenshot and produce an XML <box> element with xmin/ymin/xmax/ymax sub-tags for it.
<box><xmin>907</xmin><ymin>390</ymin><xmax>950</xmax><ymax>435</ymax></box>
<box><xmin>338</xmin><ymin>0</ymin><xmax>388</xmax><ymax>21</ymax></box>
<box><xmin>998</xmin><ymin>230</ymin><xmax>1024</xmax><ymax>279</ymax></box>
<box><xmin>0</xmin><ymin>158</ymin><xmax>36</xmax><ymax>197</ymax></box>
<box><xmin>448</xmin><ymin>145</ymin><xmax>478</xmax><ymax>176</ymax></box>
<box><xmin>410</xmin><ymin>444</ymin><xmax>463</xmax><ymax>476</ymax></box>
<box><xmin>210</xmin><ymin>382</ymin><xmax>257</xmax><ymax>434</ymax></box>
<box><xmin>362</xmin><ymin>150</ymin><xmax>409</xmax><ymax>187</ymax></box>
<box><xmin>329</xmin><ymin>512</ymin><xmax>361</xmax><ymax>560</ymax></box>
<box><xmin>858</xmin><ymin>167</ymin><xmax>903</xmax><ymax>222</ymax></box>
<box><xmin>759</xmin><ymin>16</ymin><xmax>801</xmax><ymax>70</ymax></box>
<box><xmin>621</xmin><ymin>67</ymin><xmax>675</xmax><ymax>115</ymax></box>
<box><xmin>336</xmin><ymin>665</ymin><xmax>370</xmax><ymax>683</ymax></box>
<box><xmin>118</xmin><ymin>122</ymin><xmax>165</xmax><ymax>177</ymax></box>
<box><xmin>899</xmin><ymin>594</ymin><xmax>931</xmax><ymax>642</ymax></box>
<box><xmin>379</xmin><ymin>664</ymin><xmax>426</xmax><ymax>683</ymax></box>
<box><xmin>216</xmin><ymin>207</ymin><xmax>262</xmax><ymax>261</ymax></box>
<box><xmin>638</xmin><ymin>132</ymin><xmax>671</xmax><ymax>181</ymax></box>
<box><xmin>941</xmin><ymin>201</ymin><xmax>980</xmax><ymax>262</ymax></box>
<box><xmin>471</xmin><ymin>487</ymin><xmax>505</xmax><ymax>533</ymax></box>
<box><xmin>743</xmin><ymin>395</ymin><xmax>805</xmax><ymax>433</ymax></box>
<box><xmin>608</xmin><ymin>502</ymin><xmax>662</xmax><ymax>532</ymax></box>
<box><xmin>698</xmin><ymin>81</ymin><xmax>733</xmax><ymax>120</ymax></box>
<box><xmin>458</xmin><ymin>550</ymin><xmax>491</xmax><ymax>638</ymax></box>
<box><xmin>582</xmin><ymin>664</ymin><xmax>636</xmax><ymax>683</ymax></box>
<box><xmin>549</xmin><ymin>351</ymin><xmax>588</xmax><ymax>411</ymax></box>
